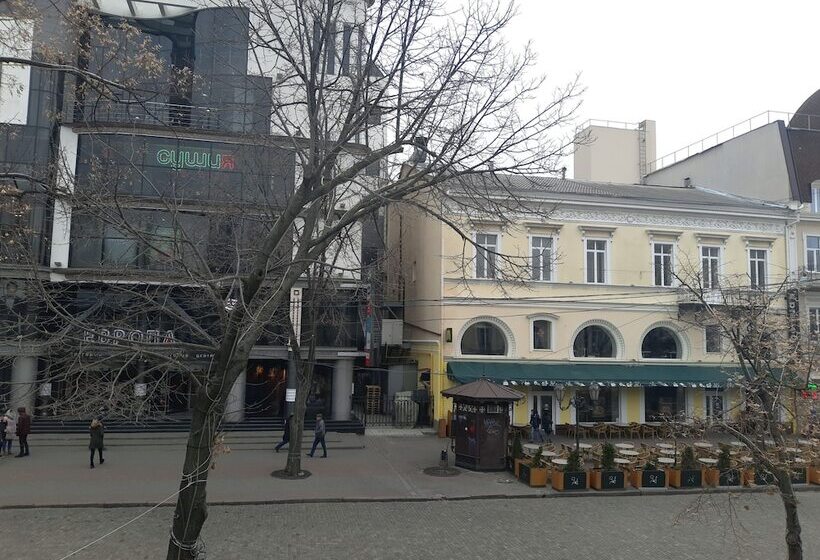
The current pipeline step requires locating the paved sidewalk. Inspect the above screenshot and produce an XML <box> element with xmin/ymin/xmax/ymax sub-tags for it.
<box><xmin>0</xmin><ymin>431</ymin><xmax>534</xmax><ymax>507</ymax></box>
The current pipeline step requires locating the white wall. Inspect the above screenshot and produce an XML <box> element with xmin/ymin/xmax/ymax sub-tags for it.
<box><xmin>645</xmin><ymin>122</ymin><xmax>793</xmax><ymax>202</ymax></box>
<box><xmin>0</xmin><ymin>19</ymin><xmax>33</xmax><ymax>124</ymax></box>
<box><xmin>574</xmin><ymin>120</ymin><xmax>656</xmax><ymax>184</ymax></box>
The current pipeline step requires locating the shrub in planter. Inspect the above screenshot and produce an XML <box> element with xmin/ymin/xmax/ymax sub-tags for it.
<box><xmin>630</xmin><ymin>461</ymin><xmax>667</xmax><ymax>489</ymax></box>
<box><xmin>552</xmin><ymin>450</ymin><xmax>588</xmax><ymax>491</ymax></box>
<box><xmin>591</xmin><ymin>442</ymin><xmax>625</xmax><ymax>490</ymax></box>
<box><xmin>668</xmin><ymin>446</ymin><xmax>702</xmax><ymax>488</ymax></box>
<box><xmin>712</xmin><ymin>444</ymin><xmax>741</xmax><ymax>487</ymax></box>
<box><xmin>518</xmin><ymin>447</ymin><xmax>548</xmax><ymax>487</ymax></box>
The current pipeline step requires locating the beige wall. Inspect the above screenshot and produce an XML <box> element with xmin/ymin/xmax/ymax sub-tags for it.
<box><xmin>574</xmin><ymin>121</ymin><xmax>656</xmax><ymax>184</ymax></box>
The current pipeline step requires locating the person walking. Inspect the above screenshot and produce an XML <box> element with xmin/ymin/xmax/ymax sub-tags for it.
<box><xmin>306</xmin><ymin>413</ymin><xmax>327</xmax><ymax>458</ymax></box>
<box><xmin>529</xmin><ymin>408</ymin><xmax>543</xmax><ymax>443</ymax></box>
<box><xmin>15</xmin><ymin>407</ymin><xmax>30</xmax><ymax>457</ymax></box>
<box><xmin>0</xmin><ymin>414</ymin><xmax>7</xmax><ymax>457</ymax></box>
<box><xmin>3</xmin><ymin>409</ymin><xmax>15</xmax><ymax>456</ymax></box>
<box><xmin>275</xmin><ymin>414</ymin><xmax>293</xmax><ymax>452</ymax></box>
<box><xmin>89</xmin><ymin>418</ymin><xmax>105</xmax><ymax>468</ymax></box>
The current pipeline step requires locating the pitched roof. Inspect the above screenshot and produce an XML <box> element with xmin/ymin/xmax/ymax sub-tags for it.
<box><xmin>441</xmin><ymin>377</ymin><xmax>524</xmax><ymax>402</ymax></box>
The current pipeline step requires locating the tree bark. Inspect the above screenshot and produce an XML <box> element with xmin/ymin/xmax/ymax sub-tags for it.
<box><xmin>777</xmin><ymin>472</ymin><xmax>803</xmax><ymax>560</ymax></box>
<box><xmin>166</xmin><ymin>365</ymin><xmax>236</xmax><ymax>560</ymax></box>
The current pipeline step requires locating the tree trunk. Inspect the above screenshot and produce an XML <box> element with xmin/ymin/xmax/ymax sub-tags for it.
<box><xmin>166</xmin><ymin>379</ymin><xmax>229</xmax><ymax>559</ymax></box>
<box><xmin>777</xmin><ymin>472</ymin><xmax>803</xmax><ymax>560</ymax></box>
<box><xmin>284</xmin><ymin>358</ymin><xmax>315</xmax><ymax>476</ymax></box>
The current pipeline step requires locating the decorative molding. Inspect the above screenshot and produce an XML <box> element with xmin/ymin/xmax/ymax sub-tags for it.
<box><xmin>647</xmin><ymin>229</ymin><xmax>683</xmax><ymax>240</ymax></box>
<box><xmin>578</xmin><ymin>224</ymin><xmax>616</xmax><ymax>237</ymax></box>
<box><xmin>742</xmin><ymin>235</ymin><xmax>777</xmax><ymax>248</ymax></box>
<box><xmin>551</xmin><ymin>208</ymin><xmax>783</xmax><ymax>235</ymax></box>
<box><xmin>569</xmin><ymin>319</ymin><xmax>625</xmax><ymax>360</ymax></box>
<box><xmin>455</xmin><ymin>315</ymin><xmax>517</xmax><ymax>358</ymax></box>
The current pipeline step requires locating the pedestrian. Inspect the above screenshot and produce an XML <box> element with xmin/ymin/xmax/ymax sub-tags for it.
<box><xmin>275</xmin><ymin>414</ymin><xmax>293</xmax><ymax>452</ymax></box>
<box><xmin>0</xmin><ymin>414</ymin><xmax>7</xmax><ymax>457</ymax></box>
<box><xmin>89</xmin><ymin>418</ymin><xmax>105</xmax><ymax>468</ymax></box>
<box><xmin>15</xmin><ymin>406</ymin><xmax>30</xmax><ymax>457</ymax></box>
<box><xmin>306</xmin><ymin>413</ymin><xmax>327</xmax><ymax>458</ymax></box>
<box><xmin>529</xmin><ymin>408</ymin><xmax>543</xmax><ymax>443</ymax></box>
<box><xmin>540</xmin><ymin>407</ymin><xmax>553</xmax><ymax>437</ymax></box>
<box><xmin>3</xmin><ymin>409</ymin><xmax>15</xmax><ymax>456</ymax></box>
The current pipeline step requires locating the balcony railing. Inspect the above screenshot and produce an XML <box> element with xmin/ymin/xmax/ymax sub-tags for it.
<box><xmin>69</xmin><ymin>98</ymin><xmax>222</xmax><ymax>131</ymax></box>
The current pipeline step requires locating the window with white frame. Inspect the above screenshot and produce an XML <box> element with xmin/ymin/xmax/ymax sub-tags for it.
<box><xmin>701</xmin><ymin>246</ymin><xmax>720</xmax><ymax>289</ymax></box>
<box><xmin>653</xmin><ymin>242</ymin><xmax>674</xmax><ymax>287</ymax></box>
<box><xmin>807</xmin><ymin>236</ymin><xmax>820</xmax><ymax>272</ymax></box>
<box><xmin>812</xmin><ymin>186</ymin><xmax>820</xmax><ymax>213</ymax></box>
<box><xmin>749</xmin><ymin>249</ymin><xmax>767</xmax><ymax>290</ymax></box>
<box><xmin>809</xmin><ymin>308</ymin><xmax>820</xmax><ymax>338</ymax></box>
<box><xmin>705</xmin><ymin>325</ymin><xmax>722</xmax><ymax>353</ymax></box>
<box><xmin>532</xmin><ymin>319</ymin><xmax>552</xmax><ymax>350</ymax></box>
<box><xmin>531</xmin><ymin>236</ymin><xmax>553</xmax><ymax>281</ymax></box>
<box><xmin>585</xmin><ymin>239</ymin><xmax>607</xmax><ymax>284</ymax></box>
<box><xmin>475</xmin><ymin>233</ymin><xmax>498</xmax><ymax>279</ymax></box>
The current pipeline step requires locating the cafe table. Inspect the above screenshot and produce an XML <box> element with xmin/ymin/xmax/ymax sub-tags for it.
<box><xmin>541</xmin><ymin>450</ymin><xmax>558</xmax><ymax>458</ymax></box>
<box><xmin>656</xmin><ymin>443</ymin><xmax>675</xmax><ymax>450</ymax></box>
<box><xmin>613</xmin><ymin>457</ymin><xmax>632</xmax><ymax>466</ymax></box>
<box><xmin>693</xmin><ymin>441</ymin><xmax>713</xmax><ymax>449</ymax></box>
<box><xmin>577</xmin><ymin>443</ymin><xmax>593</xmax><ymax>450</ymax></box>
<box><xmin>729</xmin><ymin>440</ymin><xmax>746</xmax><ymax>448</ymax></box>
<box><xmin>656</xmin><ymin>457</ymin><xmax>676</xmax><ymax>466</ymax></box>
<box><xmin>618</xmin><ymin>449</ymin><xmax>639</xmax><ymax>457</ymax></box>
<box><xmin>523</xmin><ymin>444</ymin><xmax>541</xmax><ymax>454</ymax></box>
<box><xmin>698</xmin><ymin>457</ymin><xmax>718</xmax><ymax>466</ymax></box>
<box><xmin>659</xmin><ymin>448</ymin><xmax>678</xmax><ymax>456</ymax></box>
<box><xmin>614</xmin><ymin>443</ymin><xmax>635</xmax><ymax>449</ymax></box>
<box><xmin>552</xmin><ymin>458</ymin><xmax>568</xmax><ymax>467</ymax></box>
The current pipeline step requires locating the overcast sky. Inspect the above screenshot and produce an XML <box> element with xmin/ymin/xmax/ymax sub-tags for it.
<box><xmin>506</xmin><ymin>0</ymin><xmax>818</xmax><ymax>176</ymax></box>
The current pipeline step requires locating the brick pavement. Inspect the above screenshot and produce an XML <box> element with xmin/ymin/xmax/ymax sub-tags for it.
<box><xmin>4</xmin><ymin>493</ymin><xmax>819</xmax><ymax>559</ymax></box>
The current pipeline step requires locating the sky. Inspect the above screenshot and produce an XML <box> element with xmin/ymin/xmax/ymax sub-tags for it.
<box><xmin>507</xmin><ymin>0</ymin><xmax>818</xmax><ymax>176</ymax></box>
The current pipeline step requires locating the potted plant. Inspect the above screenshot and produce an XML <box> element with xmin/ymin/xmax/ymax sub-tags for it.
<box><xmin>511</xmin><ymin>431</ymin><xmax>525</xmax><ymax>477</ymax></box>
<box><xmin>668</xmin><ymin>446</ymin><xmax>702</xmax><ymax>488</ymax></box>
<box><xmin>552</xmin><ymin>450</ymin><xmax>588</xmax><ymax>491</ymax></box>
<box><xmin>630</xmin><ymin>460</ymin><xmax>667</xmax><ymax>489</ymax></box>
<box><xmin>591</xmin><ymin>442</ymin><xmax>625</xmax><ymax>490</ymax></box>
<box><xmin>713</xmin><ymin>444</ymin><xmax>741</xmax><ymax>487</ymax></box>
<box><xmin>518</xmin><ymin>447</ymin><xmax>549</xmax><ymax>487</ymax></box>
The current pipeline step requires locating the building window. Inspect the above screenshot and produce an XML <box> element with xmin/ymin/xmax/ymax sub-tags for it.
<box><xmin>749</xmin><ymin>249</ymin><xmax>767</xmax><ymax>290</ymax></box>
<box><xmin>461</xmin><ymin>321</ymin><xmax>507</xmax><ymax>355</ymax></box>
<box><xmin>705</xmin><ymin>325</ymin><xmax>722</xmax><ymax>353</ymax></box>
<box><xmin>573</xmin><ymin>325</ymin><xmax>614</xmax><ymax>358</ymax></box>
<box><xmin>807</xmin><ymin>236</ymin><xmax>820</xmax><ymax>272</ymax></box>
<box><xmin>641</xmin><ymin>327</ymin><xmax>680</xmax><ymax>359</ymax></box>
<box><xmin>576</xmin><ymin>387</ymin><xmax>619</xmax><ymax>422</ymax></box>
<box><xmin>102</xmin><ymin>225</ymin><xmax>138</xmax><ymax>266</ymax></box>
<box><xmin>653</xmin><ymin>243</ymin><xmax>674</xmax><ymax>287</ymax></box>
<box><xmin>532</xmin><ymin>319</ymin><xmax>552</xmax><ymax>350</ymax></box>
<box><xmin>701</xmin><ymin>246</ymin><xmax>720</xmax><ymax>289</ymax></box>
<box><xmin>585</xmin><ymin>239</ymin><xmax>607</xmax><ymax>284</ymax></box>
<box><xmin>813</xmin><ymin>186</ymin><xmax>820</xmax><ymax>213</ymax></box>
<box><xmin>644</xmin><ymin>387</ymin><xmax>686</xmax><ymax>422</ymax></box>
<box><xmin>475</xmin><ymin>233</ymin><xmax>498</xmax><ymax>279</ymax></box>
<box><xmin>531</xmin><ymin>236</ymin><xmax>553</xmax><ymax>281</ymax></box>
<box><xmin>809</xmin><ymin>308</ymin><xmax>820</xmax><ymax>338</ymax></box>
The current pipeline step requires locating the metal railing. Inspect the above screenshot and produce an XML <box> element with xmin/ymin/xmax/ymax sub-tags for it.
<box><xmin>70</xmin><ymin>98</ymin><xmax>222</xmax><ymax>131</ymax></box>
<box><xmin>351</xmin><ymin>395</ymin><xmax>426</xmax><ymax>428</ymax></box>
<box><xmin>648</xmin><ymin>111</ymin><xmax>820</xmax><ymax>174</ymax></box>
<box><xmin>576</xmin><ymin>118</ymin><xmax>642</xmax><ymax>131</ymax></box>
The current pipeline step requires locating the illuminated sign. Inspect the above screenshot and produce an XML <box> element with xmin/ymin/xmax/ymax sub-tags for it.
<box><xmin>83</xmin><ymin>328</ymin><xmax>176</xmax><ymax>345</ymax></box>
<box><xmin>156</xmin><ymin>148</ymin><xmax>237</xmax><ymax>170</ymax></box>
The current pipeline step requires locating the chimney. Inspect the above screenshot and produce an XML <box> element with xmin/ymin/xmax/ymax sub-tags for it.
<box><xmin>683</xmin><ymin>177</ymin><xmax>692</xmax><ymax>188</ymax></box>
<box><xmin>561</xmin><ymin>167</ymin><xmax>567</xmax><ymax>180</ymax></box>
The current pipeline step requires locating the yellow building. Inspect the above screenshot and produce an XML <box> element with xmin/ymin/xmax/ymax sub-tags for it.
<box><xmin>387</xmin><ymin>175</ymin><xmax>795</xmax><ymax>429</ymax></box>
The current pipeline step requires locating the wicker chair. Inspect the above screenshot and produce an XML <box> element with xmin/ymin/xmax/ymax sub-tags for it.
<box><xmin>641</xmin><ymin>424</ymin><xmax>658</xmax><ymax>440</ymax></box>
<box><xmin>593</xmin><ymin>423</ymin><xmax>608</xmax><ymax>440</ymax></box>
<box><xmin>627</xmin><ymin>422</ymin><xmax>642</xmax><ymax>440</ymax></box>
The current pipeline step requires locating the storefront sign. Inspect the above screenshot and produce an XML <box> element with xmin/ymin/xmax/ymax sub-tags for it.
<box><xmin>786</xmin><ymin>288</ymin><xmax>799</xmax><ymax>338</ymax></box>
<box><xmin>83</xmin><ymin>328</ymin><xmax>176</xmax><ymax>345</ymax></box>
<box><xmin>286</xmin><ymin>388</ymin><xmax>296</xmax><ymax>402</ymax></box>
<box><xmin>156</xmin><ymin>148</ymin><xmax>237</xmax><ymax>170</ymax></box>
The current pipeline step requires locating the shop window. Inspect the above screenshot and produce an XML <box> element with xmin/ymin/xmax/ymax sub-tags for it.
<box><xmin>573</xmin><ymin>325</ymin><xmax>614</xmax><ymax>358</ymax></box>
<box><xmin>532</xmin><ymin>319</ymin><xmax>551</xmax><ymax>350</ymax></box>
<box><xmin>644</xmin><ymin>387</ymin><xmax>686</xmax><ymax>421</ymax></box>
<box><xmin>102</xmin><ymin>225</ymin><xmax>138</xmax><ymax>266</ymax></box>
<box><xmin>576</xmin><ymin>387</ymin><xmax>619</xmax><ymax>422</ymax></box>
<box><xmin>461</xmin><ymin>321</ymin><xmax>507</xmax><ymax>356</ymax></box>
<box><xmin>641</xmin><ymin>327</ymin><xmax>680</xmax><ymax>359</ymax></box>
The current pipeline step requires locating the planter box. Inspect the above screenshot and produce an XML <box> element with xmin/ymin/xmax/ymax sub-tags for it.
<box><xmin>518</xmin><ymin>463</ymin><xmax>548</xmax><ymax>487</ymax></box>
<box><xmin>703</xmin><ymin>468</ymin><xmax>719</xmax><ymax>488</ymax></box>
<box><xmin>718</xmin><ymin>469</ymin><xmax>742</xmax><ymax>487</ymax></box>
<box><xmin>590</xmin><ymin>469</ymin><xmax>625</xmax><ymax>490</ymax></box>
<box><xmin>630</xmin><ymin>469</ymin><xmax>666</xmax><ymax>489</ymax></box>
<box><xmin>552</xmin><ymin>471</ymin><xmax>588</xmax><ymax>491</ymax></box>
<box><xmin>514</xmin><ymin>458</ymin><xmax>526</xmax><ymax>478</ymax></box>
<box><xmin>743</xmin><ymin>468</ymin><xmax>755</xmax><ymax>487</ymax></box>
<box><xmin>667</xmin><ymin>468</ymin><xmax>703</xmax><ymax>488</ymax></box>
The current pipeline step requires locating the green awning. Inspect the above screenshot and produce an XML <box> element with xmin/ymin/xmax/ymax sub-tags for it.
<box><xmin>446</xmin><ymin>361</ymin><xmax>738</xmax><ymax>388</ymax></box>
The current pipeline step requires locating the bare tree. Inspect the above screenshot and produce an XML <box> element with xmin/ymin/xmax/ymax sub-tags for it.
<box><xmin>0</xmin><ymin>1</ymin><xmax>581</xmax><ymax>557</ymax></box>
<box><xmin>676</xmin><ymin>267</ymin><xmax>817</xmax><ymax>560</ymax></box>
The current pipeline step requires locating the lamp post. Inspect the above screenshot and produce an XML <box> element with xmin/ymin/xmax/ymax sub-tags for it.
<box><xmin>555</xmin><ymin>382</ymin><xmax>601</xmax><ymax>455</ymax></box>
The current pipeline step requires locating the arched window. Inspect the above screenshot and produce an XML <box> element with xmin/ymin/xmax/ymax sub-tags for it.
<box><xmin>641</xmin><ymin>327</ymin><xmax>680</xmax><ymax>359</ymax></box>
<box><xmin>461</xmin><ymin>321</ymin><xmax>507</xmax><ymax>355</ymax></box>
<box><xmin>573</xmin><ymin>326</ymin><xmax>614</xmax><ymax>358</ymax></box>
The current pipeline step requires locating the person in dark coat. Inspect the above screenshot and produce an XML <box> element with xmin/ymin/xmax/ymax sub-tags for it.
<box><xmin>89</xmin><ymin>418</ymin><xmax>104</xmax><ymax>468</ymax></box>
<box><xmin>15</xmin><ymin>407</ymin><xmax>30</xmax><ymax>457</ymax></box>
<box><xmin>275</xmin><ymin>414</ymin><xmax>293</xmax><ymax>452</ymax></box>
<box><xmin>306</xmin><ymin>413</ymin><xmax>327</xmax><ymax>458</ymax></box>
<box><xmin>529</xmin><ymin>408</ymin><xmax>543</xmax><ymax>443</ymax></box>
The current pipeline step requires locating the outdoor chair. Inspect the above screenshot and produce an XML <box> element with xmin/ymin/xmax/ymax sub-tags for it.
<box><xmin>641</xmin><ymin>424</ymin><xmax>658</xmax><ymax>440</ymax></box>
<box><xmin>627</xmin><ymin>422</ymin><xmax>642</xmax><ymax>439</ymax></box>
<box><xmin>593</xmin><ymin>423</ymin><xmax>608</xmax><ymax>440</ymax></box>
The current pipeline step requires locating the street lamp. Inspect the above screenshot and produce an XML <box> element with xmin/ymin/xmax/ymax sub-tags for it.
<box><xmin>555</xmin><ymin>382</ymin><xmax>601</xmax><ymax>454</ymax></box>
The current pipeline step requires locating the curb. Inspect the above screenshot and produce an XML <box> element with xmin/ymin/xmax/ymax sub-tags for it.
<box><xmin>2</xmin><ymin>484</ymin><xmax>817</xmax><ymax>510</ymax></box>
